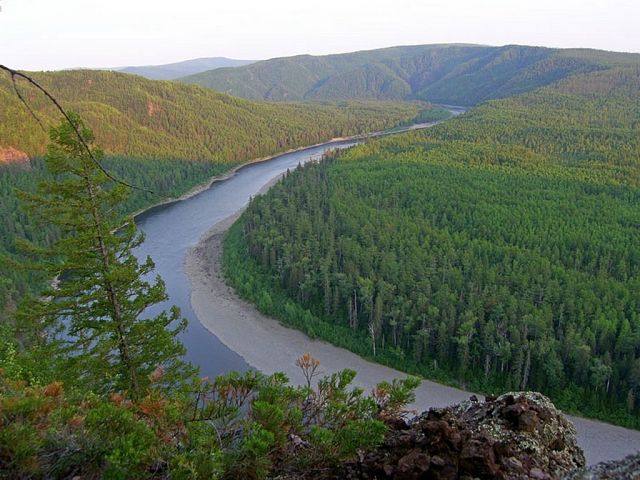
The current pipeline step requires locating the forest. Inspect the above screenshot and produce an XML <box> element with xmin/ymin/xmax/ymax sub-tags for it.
<box><xmin>181</xmin><ymin>44</ymin><xmax>640</xmax><ymax>104</ymax></box>
<box><xmin>0</xmin><ymin>115</ymin><xmax>419</xmax><ymax>478</ymax></box>
<box><xmin>225</xmin><ymin>64</ymin><xmax>640</xmax><ymax>427</ymax></box>
<box><xmin>0</xmin><ymin>68</ymin><xmax>422</xmax><ymax>319</ymax></box>
<box><xmin>0</xmin><ymin>156</ymin><xmax>229</xmax><ymax>306</ymax></box>
<box><xmin>2</xmin><ymin>43</ymin><xmax>640</xmax><ymax>476</ymax></box>
<box><xmin>0</xmin><ymin>69</ymin><xmax>419</xmax><ymax>161</ymax></box>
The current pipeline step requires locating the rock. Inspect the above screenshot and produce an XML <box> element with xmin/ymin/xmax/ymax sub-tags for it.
<box><xmin>504</xmin><ymin>456</ymin><xmax>524</xmax><ymax>471</ymax></box>
<box><xmin>519</xmin><ymin>409</ymin><xmax>540</xmax><ymax>432</ymax></box>
<box><xmin>563</xmin><ymin>452</ymin><xmax>640</xmax><ymax>479</ymax></box>
<box><xmin>340</xmin><ymin>391</ymin><xmax>585</xmax><ymax>479</ymax></box>
<box><xmin>0</xmin><ymin>147</ymin><xmax>30</xmax><ymax>168</ymax></box>
<box><xmin>397</xmin><ymin>450</ymin><xmax>430</xmax><ymax>476</ymax></box>
<box><xmin>288</xmin><ymin>433</ymin><xmax>310</xmax><ymax>450</ymax></box>
<box><xmin>530</xmin><ymin>467</ymin><xmax>551</xmax><ymax>479</ymax></box>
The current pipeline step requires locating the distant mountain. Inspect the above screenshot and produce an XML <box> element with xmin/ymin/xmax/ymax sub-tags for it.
<box><xmin>179</xmin><ymin>44</ymin><xmax>640</xmax><ymax>105</ymax></box>
<box><xmin>117</xmin><ymin>57</ymin><xmax>255</xmax><ymax>80</ymax></box>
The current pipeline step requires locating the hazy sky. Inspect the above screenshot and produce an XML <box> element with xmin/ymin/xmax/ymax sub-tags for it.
<box><xmin>1</xmin><ymin>0</ymin><xmax>638</xmax><ymax>70</ymax></box>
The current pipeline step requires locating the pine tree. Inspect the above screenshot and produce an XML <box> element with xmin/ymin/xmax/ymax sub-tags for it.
<box><xmin>17</xmin><ymin>114</ymin><xmax>193</xmax><ymax>398</ymax></box>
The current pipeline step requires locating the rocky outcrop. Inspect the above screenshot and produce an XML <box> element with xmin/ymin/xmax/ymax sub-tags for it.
<box><xmin>0</xmin><ymin>147</ymin><xmax>30</xmax><ymax>168</ymax></box>
<box><xmin>563</xmin><ymin>453</ymin><xmax>640</xmax><ymax>479</ymax></box>
<box><xmin>341</xmin><ymin>392</ymin><xmax>585</xmax><ymax>479</ymax></box>
<box><xmin>147</xmin><ymin>100</ymin><xmax>160</xmax><ymax>117</ymax></box>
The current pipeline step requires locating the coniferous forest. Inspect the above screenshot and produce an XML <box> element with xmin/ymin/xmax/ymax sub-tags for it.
<box><xmin>225</xmin><ymin>64</ymin><xmax>640</xmax><ymax>427</ymax></box>
<box><xmin>181</xmin><ymin>44</ymin><xmax>640</xmax><ymax>103</ymax></box>
<box><xmin>2</xmin><ymin>40</ymin><xmax>640</xmax><ymax>477</ymax></box>
<box><xmin>0</xmin><ymin>113</ymin><xmax>420</xmax><ymax>478</ymax></box>
<box><xmin>0</xmin><ymin>70</ymin><xmax>420</xmax><ymax>161</ymax></box>
<box><xmin>0</xmin><ymin>69</ymin><xmax>420</xmax><ymax>312</ymax></box>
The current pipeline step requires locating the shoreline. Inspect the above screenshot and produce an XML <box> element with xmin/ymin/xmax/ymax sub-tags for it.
<box><xmin>184</xmin><ymin>174</ymin><xmax>640</xmax><ymax>466</ymax></box>
<box><xmin>131</xmin><ymin>118</ymin><xmax>449</xmax><ymax>221</ymax></box>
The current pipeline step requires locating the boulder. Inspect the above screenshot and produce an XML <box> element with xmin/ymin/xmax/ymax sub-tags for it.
<box><xmin>342</xmin><ymin>392</ymin><xmax>585</xmax><ymax>479</ymax></box>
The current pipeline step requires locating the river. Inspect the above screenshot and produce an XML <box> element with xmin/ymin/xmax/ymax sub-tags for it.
<box><xmin>134</xmin><ymin>113</ymin><xmax>640</xmax><ymax>465</ymax></box>
<box><xmin>135</xmin><ymin>137</ymin><xmax>361</xmax><ymax>377</ymax></box>
<box><xmin>134</xmin><ymin>111</ymin><xmax>465</xmax><ymax>377</ymax></box>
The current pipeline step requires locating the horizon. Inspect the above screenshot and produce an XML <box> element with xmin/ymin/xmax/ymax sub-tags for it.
<box><xmin>1</xmin><ymin>0</ymin><xmax>638</xmax><ymax>71</ymax></box>
<box><xmin>13</xmin><ymin>41</ymin><xmax>640</xmax><ymax>73</ymax></box>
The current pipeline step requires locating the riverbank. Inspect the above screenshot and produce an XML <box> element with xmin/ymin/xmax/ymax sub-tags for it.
<box><xmin>185</xmin><ymin>175</ymin><xmax>640</xmax><ymax>466</ymax></box>
<box><xmin>131</xmin><ymin>116</ymin><xmax>453</xmax><ymax>221</ymax></box>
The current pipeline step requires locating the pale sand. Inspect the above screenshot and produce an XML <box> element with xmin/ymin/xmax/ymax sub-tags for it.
<box><xmin>185</xmin><ymin>175</ymin><xmax>640</xmax><ymax>466</ymax></box>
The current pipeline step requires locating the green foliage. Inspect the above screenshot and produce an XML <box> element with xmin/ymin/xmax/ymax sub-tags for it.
<box><xmin>0</xmin><ymin>69</ymin><xmax>418</xmax><ymax>318</ymax></box>
<box><xmin>0</xmin><ymin>77</ymin><xmax>423</xmax><ymax>478</ymax></box>
<box><xmin>0</xmin><ymin>156</ymin><xmax>226</xmax><ymax>310</ymax></box>
<box><xmin>226</xmin><ymin>67</ymin><xmax>640</xmax><ymax>428</ymax></box>
<box><xmin>14</xmin><ymin>115</ymin><xmax>194</xmax><ymax>398</ymax></box>
<box><xmin>0</xmin><ymin>69</ymin><xmax>418</xmax><ymax>161</ymax></box>
<box><xmin>0</xmin><ymin>354</ymin><xmax>418</xmax><ymax>479</ymax></box>
<box><xmin>81</xmin><ymin>401</ymin><xmax>158</xmax><ymax>479</ymax></box>
<box><xmin>408</xmin><ymin>106</ymin><xmax>452</xmax><ymax>124</ymax></box>
<box><xmin>0</xmin><ymin>375</ymin><xmax>187</xmax><ymax>479</ymax></box>
<box><xmin>223</xmin><ymin>425</ymin><xmax>275</xmax><ymax>480</ymax></box>
<box><xmin>181</xmin><ymin>44</ymin><xmax>640</xmax><ymax>104</ymax></box>
<box><xmin>334</xmin><ymin>419</ymin><xmax>387</xmax><ymax>457</ymax></box>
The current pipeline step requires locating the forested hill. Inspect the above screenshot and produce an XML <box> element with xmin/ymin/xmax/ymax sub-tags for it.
<box><xmin>0</xmin><ymin>69</ymin><xmax>419</xmax><ymax>163</ymax></box>
<box><xmin>180</xmin><ymin>44</ymin><xmax>640</xmax><ymax>105</ymax></box>
<box><xmin>0</xmin><ymin>68</ymin><xmax>420</xmax><ymax>318</ymax></box>
<box><xmin>226</xmin><ymin>65</ymin><xmax>640</xmax><ymax>427</ymax></box>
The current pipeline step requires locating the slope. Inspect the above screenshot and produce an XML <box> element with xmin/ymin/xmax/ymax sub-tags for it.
<box><xmin>224</xmin><ymin>65</ymin><xmax>640</xmax><ymax>427</ymax></box>
<box><xmin>0</xmin><ymin>69</ymin><xmax>419</xmax><ymax>163</ymax></box>
<box><xmin>181</xmin><ymin>44</ymin><xmax>640</xmax><ymax>105</ymax></box>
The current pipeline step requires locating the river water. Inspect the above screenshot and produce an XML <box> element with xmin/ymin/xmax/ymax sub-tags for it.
<box><xmin>135</xmin><ymin>138</ymin><xmax>360</xmax><ymax>377</ymax></box>
<box><xmin>134</xmin><ymin>110</ymin><xmax>467</xmax><ymax>377</ymax></box>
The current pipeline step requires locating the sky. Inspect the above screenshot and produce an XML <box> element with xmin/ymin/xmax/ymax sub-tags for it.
<box><xmin>1</xmin><ymin>0</ymin><xmax>639</xmax><ymax>71</ymax></box>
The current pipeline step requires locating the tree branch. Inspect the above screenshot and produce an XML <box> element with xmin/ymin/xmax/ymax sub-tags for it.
<box><xmin>0</xmin><ymin>65</ymin><xmax>155</xmax><ymax>194</ymax></box>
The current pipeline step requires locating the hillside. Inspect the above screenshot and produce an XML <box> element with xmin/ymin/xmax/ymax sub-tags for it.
<box><xmin>0</xmin><ymin>68</ymin><xmax>420</xmax><ymax>312</ymax></box>
<box><xmin>180</xmin><ymin>44</ymin><xmax>640</xmax><ymax>105</ymax></box>
<box><xmin>117</xmin><ymin>57</ymin><xmax>255</xmax><ymax>80</ymax></box>
<box><xmin>224</xmin><ymin>65</ymin><xmax>640</xmax><ymax>427</ymax></box>
<box><xmin>0</xmin><ymin>69</ymin><xmax>419</xmax><ymax>163</ymax></box>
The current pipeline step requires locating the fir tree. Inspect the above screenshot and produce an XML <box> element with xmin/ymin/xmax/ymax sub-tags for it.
<box><xmin>17</xmin><ymin>114</ymin><xmax>194</xmax><ymax>398</ymax></box>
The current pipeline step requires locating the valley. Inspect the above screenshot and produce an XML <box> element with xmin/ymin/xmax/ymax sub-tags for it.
<box><xmin>2</xmin><ymin>38</ymin><xmax>640</xmax><ymax>477</ymax></box>
<box><xmin>223</xmin><ymin>52</ymin><xmax>640</xmax><ymax>431</ymax></box>
<box><xmin>0</xmin><ymin>71</ymin><xmax>419</xmax><ymax>308</ymax></box>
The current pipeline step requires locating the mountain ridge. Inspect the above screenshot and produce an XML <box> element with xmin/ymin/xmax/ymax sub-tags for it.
<box><xmin>0</xmin><ymin>69</ymin><xmax>419</xmax><ymax>163</ymax></box>
<box><xmin>179</xmin><ymin>44</ymin><xmax>640</xmax><ymax>105</ymax></box>
<box><xmin>116</xmin><ymin>56</ymin><xmax>255</xmax><ymax>80</ymax></box>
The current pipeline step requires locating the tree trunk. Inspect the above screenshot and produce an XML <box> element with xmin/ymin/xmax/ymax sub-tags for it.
<box><xmin>484</xmin><ymin>353</ymin><xmax>491</xmax><ymax>379</ymax></box>
<box><xmin>86</xmin><ymin>177</ymin><xmax>140</xmax><ymax>398</ymax></box>
<box><xmin>369</xmin><ymin>320</ymin><xmax>376</xmax><ymax>356</ymax></box>
<box><xmin>520</xmin><ymin>347</ymin><xmax>531</xmax><ymax>391</ymax></box>
<box><xmin>349</xmin><ymin>289</ymin><xmax>358</xmax><ymax>330</ymax></box>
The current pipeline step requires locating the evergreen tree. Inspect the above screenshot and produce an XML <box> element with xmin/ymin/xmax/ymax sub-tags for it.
<box><xmin>17</xmin><ymin>114</ymin><xmax>193</xmax><ymax>398</ymax></box>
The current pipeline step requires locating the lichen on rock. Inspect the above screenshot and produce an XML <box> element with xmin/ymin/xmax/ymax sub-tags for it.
<box><xmin>340</xmin><ymin>392</ymin><xmax>585</xmax><ymax>479</ymax></box>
